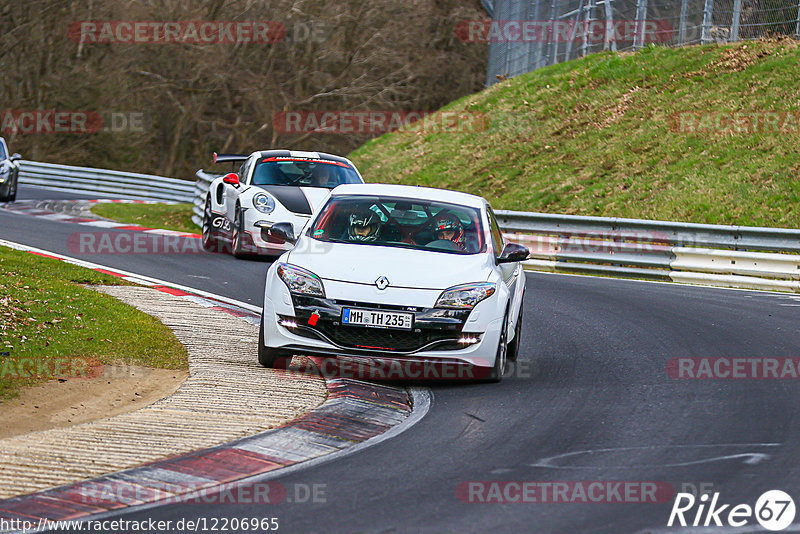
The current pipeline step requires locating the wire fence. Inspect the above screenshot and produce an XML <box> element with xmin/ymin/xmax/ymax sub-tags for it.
<box><xmin>485</xmin><ymin>0</ymin><xmax>800</xmax><ymax>84</ymax></box>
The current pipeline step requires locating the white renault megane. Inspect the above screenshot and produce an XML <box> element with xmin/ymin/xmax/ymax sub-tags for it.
<box><xmin>258</xmin><ymin>184</ymin><xmax>529</xmax><ymax>381</ymax></box>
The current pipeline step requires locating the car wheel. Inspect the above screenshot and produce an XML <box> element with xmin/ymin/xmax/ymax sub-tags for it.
<box><xmin>486</xmin><ymin>310</ymin><xmax>509</xmax><ymax>383</ymax></box>
<box><xmin>258</xmin><ymin>314</ymin><xmax>291</xmax><ymax>369</ymax></box>
<box><xmin>507</xmin><ymin>295</ymin><xmax>524</xmax><ymax>362</ymax></box>
<box><xmin>201</xmin><ymin>197</ymin><xmax>218</xmax><ymax>252</ymax></box>
<box><xmin>231</xmin><ymin>205</ymin><xmax>249</xmax><ymax>259</ymax></box>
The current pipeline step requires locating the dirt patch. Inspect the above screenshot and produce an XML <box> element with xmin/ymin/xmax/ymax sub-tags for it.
<box><xmin>0</xmin><ymin>365</ymin><xmax>187</xmax><ymax>439</ymax></box>
<box><xmin>600</xmin><ymin>86</ymin><xmax>641</xmax><ymax>128</ymax></box>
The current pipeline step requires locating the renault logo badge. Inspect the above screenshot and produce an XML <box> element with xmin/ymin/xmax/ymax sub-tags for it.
<box><xmin>375</xmin><ymin>276</ymin><xmax>390</xmax><ymax>290</ymax></box>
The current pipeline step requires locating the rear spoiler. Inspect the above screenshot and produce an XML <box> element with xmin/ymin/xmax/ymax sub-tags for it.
<box><xmin>213</xmin><ymin>152</ymin><xmax>248</xmax><ymax>164</ymax></box>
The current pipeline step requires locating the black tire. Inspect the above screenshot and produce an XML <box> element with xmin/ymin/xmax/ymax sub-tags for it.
<box><xmin>485</xmin><ymin>310</ymin><xmax>509</xmax><ymax>383</ymax></box>
<box><xmin>258</xmin><ymin>315</ymin><xmax>291</xmax><ymax>369</ymax></box>
<box><xmin>231</xmin><ymin>205</ymin><xmax>249</xmax><ymax>259</ymax></box>
<box><xmin>201</xmin><ymin>197</ymin><xmax>218</xmax><ymax>252</ymax></box>
<box><xmin>507</xmin><ymin>296</ymin><xmax>524</xmax><ymax>362</ymax></box>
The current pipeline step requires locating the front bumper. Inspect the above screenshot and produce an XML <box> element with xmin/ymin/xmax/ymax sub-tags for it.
<box><xmin>261</xmin><ymin>293</ymin><xmax>503</xmax><ymax>369</ymax></box>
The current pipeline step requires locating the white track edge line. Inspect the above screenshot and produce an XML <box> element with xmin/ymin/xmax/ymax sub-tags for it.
<box><xmin>0</xmin><ymin>238</ymin><xmax>260</xmax><ymax>313</ymax></box>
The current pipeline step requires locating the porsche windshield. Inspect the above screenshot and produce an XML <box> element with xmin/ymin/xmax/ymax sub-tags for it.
<box><xmin>251</xmin><ymin>158</ymin><xmax>361</xmax><ymax>188</ymax></box>
<box><xmin>310</xmin><ymin>196</ymin><xmax>486</xmax><ymax>254</ymax></box>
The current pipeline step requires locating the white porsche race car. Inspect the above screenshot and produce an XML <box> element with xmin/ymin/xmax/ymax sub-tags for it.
<box><xmin>201</xmin><ymin>150</ymin><xmax>364</xmax><ymax>258</ymax></box>
<box><xmin>258</xmin><ymin>183</ymin><xmax>530</xmax><ymax>382</ymax></box>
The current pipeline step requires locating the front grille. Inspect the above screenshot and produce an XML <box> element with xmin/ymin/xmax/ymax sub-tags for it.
<box><xmin>317</xmin><ymin>324</ymin><xmax>461</xmax><ymax>352</ymax></box>
<box><xmin>284</xmin><ymin>296</ymin><xmax>473</xmax><ymax>353</ymax></box>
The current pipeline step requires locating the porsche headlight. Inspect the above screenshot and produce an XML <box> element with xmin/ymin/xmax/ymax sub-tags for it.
<box><xmin>435</xmin><ymin>282</ymin><xmax>496</xmax><ymax>309</ymax></box>
<box><xmin>253</xmin><ymin>193</ymin><xmax>276</xmax><ymax>214</ymax></box>
<box><xmin>276</xmin><ymin>263</ymin><xmax>325</xmax><ymax>297</ymax></box>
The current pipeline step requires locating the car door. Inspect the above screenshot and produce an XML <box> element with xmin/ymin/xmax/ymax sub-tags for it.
<box><xmin>488</xmin><ymin>206</ymin><xmax>521</xmax><ymax>312</ymax></box>
<box><xmin>223</xmin><ymin>156</ymin><xmax>253</xmax><ymax>227</ymax></box>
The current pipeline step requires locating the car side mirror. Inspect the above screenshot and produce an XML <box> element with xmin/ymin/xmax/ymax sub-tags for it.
<box><xmin>264</xmin><ymin>222</ymin><xmax>296</xmax><ymax>245</ymax></box>
<box><xmin>497</xmin><ymin>242</ymin><xmax>529</xmax><ymax>263</ymax></box>
<box><xmin>223</xmin><ymin>172</ymin><xmax>240</xmax><ymax>186</ymax></box>
<box><xmin>9</xmin><ymin>154</ymin><xmax>21</xmax><ymax>162</ymax></box>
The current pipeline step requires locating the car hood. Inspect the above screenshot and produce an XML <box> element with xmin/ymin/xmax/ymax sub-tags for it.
<box><xmin>287</xmin><ymin>240</ymin><xmax>493</xmax><ymax>290</ymax></box>
<box><xmin>252</xmin><ymin>186</ymin><xmax>331</xmax><ymax>215</ymax></box>
<box><xmin>299</xmin><ymin>187</ymin><xmax>331</xmax><ymax>212</ymax></box>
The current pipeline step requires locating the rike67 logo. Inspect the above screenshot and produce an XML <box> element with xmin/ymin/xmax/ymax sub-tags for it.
<box><xmin>668</xmin><ymin>490</ymin><xmax>795</xmax><ymax>531</ymax></box>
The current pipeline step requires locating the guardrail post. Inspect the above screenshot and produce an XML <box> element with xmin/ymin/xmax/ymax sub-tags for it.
<box><xmin>730</xmin><ymin>0</ymin><xmax>742</xmax><ymax>41</ymax></box>
<box><xmin>633</xmin><ymin>0</ymin><xmax>648</xmax><ymax>50</ymax></box>
<box><xmin>701</xmin><ymin>0</ymin><xmax>715</xmax><ymax>44</ymax></box>
<box><xmin>678</xmin><ymin>0</ymin><xmax>689</xmax><ymax>44</ymax></box>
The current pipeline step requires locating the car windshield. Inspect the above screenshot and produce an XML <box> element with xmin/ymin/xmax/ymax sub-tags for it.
<box><xmin>309</xmin><ymin>195</ymin><xmax>486</xmax><ymax>255</ymax></box>
<box><xmin>251</xmin><ymin>158</ymin><xmax>361</xmax><ymax>188</ymax></box>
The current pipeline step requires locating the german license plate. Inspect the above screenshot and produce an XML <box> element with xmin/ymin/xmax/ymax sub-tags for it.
<box><xmin>341</xmin><ymin>308</ymin><xmax>413</xmax><ymax>330</ymax></box>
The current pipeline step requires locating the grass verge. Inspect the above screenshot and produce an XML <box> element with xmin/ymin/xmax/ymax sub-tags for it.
<box><xmin>350</xmin><ymin>38</ymin><xmax>800</xmax><ymax>228</ymax></box>
<box><xmin>91</xmin><ymin>202</ymin><xmax>197</xmax><ymax>234</ymax></box>
<box><xmin>0</xmin><ymin>246</ymin><xmax>188</xmax><ymax>400</ymax></box>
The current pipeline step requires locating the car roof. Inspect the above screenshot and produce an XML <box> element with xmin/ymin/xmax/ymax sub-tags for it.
<box><xmin>329</xmin><ymin>183</ymin><xmax>486</xmax><ymax>209</ymax></box>
<box><xmin>255</xmin><ymin>149</ymin><xmax>354</xmax><ymax>166</ymax></box>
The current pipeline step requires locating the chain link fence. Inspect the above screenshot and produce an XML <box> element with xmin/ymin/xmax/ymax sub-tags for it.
<box><xmin>484</xmin><ymin>0</ymin><xmax>800</xmax><ymax>84</ymax></box>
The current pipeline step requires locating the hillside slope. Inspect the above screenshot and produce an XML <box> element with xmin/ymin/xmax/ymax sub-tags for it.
<box><xmin>350</xmin><ymin>39</ymin><xmax>800</xmax><ymax>228</ymax></box>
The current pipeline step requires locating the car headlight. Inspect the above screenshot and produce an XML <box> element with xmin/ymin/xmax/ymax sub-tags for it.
<box><xmin>253</xmin><ymin>193</ymin><xmax>276</xmax><ymax>214</ymax></box>
<box><xmin>435</xmin><ymin>282</ymin><xmax>496</xmax><ymax>309</ymax></box>
<box><xmin>276</xmin><ymin>263</ymin><xmax>325</xmax><ymax>297</ymax></box>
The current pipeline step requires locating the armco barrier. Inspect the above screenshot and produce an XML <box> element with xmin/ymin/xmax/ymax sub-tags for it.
<box><xmin>15</xmin><ymin>160</ymin><xmax>800</xmax><ymax>293</ymax></box>
<box><xmin>496</xmin><ymin>211</ymin><xmax>800</xmax><ymax>292</ymax></box>
<box><xmin>18</xmin><ymin>160</ymin><xmax>195</xmax><ymax>202</ymax></box>
<box><xmin>191</xmin><ymin>169</ymin><xmax>222</xmax><ymax>226</ymax></box>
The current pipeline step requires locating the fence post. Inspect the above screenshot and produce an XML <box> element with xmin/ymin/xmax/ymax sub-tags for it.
<box><xmin>566</xmin><ymin>0</ymin><xmax>585</xmax><ymax>60</ymax></box>
<box><xmin>678</xmin><ymin>0</ymin><xmax>689</xmax><ymax>44</ymax></box>
<box><xmin>582</xmin><ymin>0</ymin><xmax>597</xmax><ymax>57</ymax></box>
<box><xmin>795</xmin><ymin>0</ymin><xmax>800</xmax><ymax>39</ymax></box>
<box><xmin>530</xmin><ymin>0</ymin><xmax>545</xmax><ymax>71</ymax></box>
<box><xmin>549</xmin><ymin>0</ymin><xmax>561</xmax><ymax>65</ymax></box>
<box><xmin>634</xmin><ymin>0</ymin><xmax>648</xmax><ymax>50</ymax></box>
<box><xmin>602</xmin><ymin>0</ymin><xmax>616</xmax><ymax>51</ymax></box>
<box><xmin>730</xmin><ymin>0</ymin><xmax>742</xmax><ymax>41</ymax></box>
<box><xmin>701</xmin><ymin>0</ymin><xmax>715</xmax><ymax>44</ymax></box>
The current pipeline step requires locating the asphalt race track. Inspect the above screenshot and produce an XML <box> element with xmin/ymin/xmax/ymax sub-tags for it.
<box><xmin>4</xmin><ymin>186</ymin><xmax>800</xmax><ymax>533</ymax></box>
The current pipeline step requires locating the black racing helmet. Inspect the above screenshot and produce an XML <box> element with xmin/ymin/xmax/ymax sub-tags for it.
<box><xmin>347</xmin><ymin>208</ymin><xmax>382</xmax><ymax>242</ymax></box>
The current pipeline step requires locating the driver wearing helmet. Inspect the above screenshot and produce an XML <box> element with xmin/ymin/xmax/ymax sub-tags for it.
<box><xmin>433</xmin><ymin>213</ymin><xmax>466</xmax><ymax>250</ymax></box>
<box><xmin>346</xmin><ymin>207</ymin><xmax>382</xmax><ymax>242</ymax></box>
<box><xmin>311</xmin><ymin>164</ymin><xmax>336</xmax><ymax>187</ymax></box>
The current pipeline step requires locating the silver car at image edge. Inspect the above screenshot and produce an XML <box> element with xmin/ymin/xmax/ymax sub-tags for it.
<box><xmin>0</xmin><ymin>137</ymin><xmax>22</xmax><ymax>203</ymax></box>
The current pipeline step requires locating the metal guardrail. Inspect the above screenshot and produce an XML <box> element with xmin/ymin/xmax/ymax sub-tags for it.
<box><xmin>191</xmin><ymin>169</ymin><xmax>222</xmax><ymax>227</ymax></box>
<box><xmin>12</xmin><ymin>154</ymin><xmax>799</xmax><ymax>294</ymax></box>
<box><xmin>496</xmin><ymin>210</ymin><xmax>800</xmax><ymax>291</ymax></box>
<box><xmin>495</xmin><ymin>210</ymin><xmax>800</xmax><ymax>253</ymax></box>
<box><xmin>18</xmin><ymin>160</ymin><xmax>195</xmax><ymax>203</ymax></box>
<box><xmin>37</xmin><ymin>161</ymin><xmax>789</xmax><ymax>293</ymax></box>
